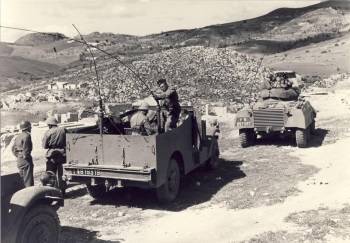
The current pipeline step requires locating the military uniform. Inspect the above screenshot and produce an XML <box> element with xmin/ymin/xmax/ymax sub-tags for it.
<box><xmin>42</xmin><ymin>126</ymin><xmax>66</xmax><ymax>193</ymax></box>
<box><xmin>130</xmin><ymin>112</ymin><xmax>155</xmax><ymax>135</ymax></box>
<box><xmin>11</xmin><ymin>131</ymin><xmax>34</xmax><ymax>187</ymax></box>
<box><xmin>154</xmin><ymin>86</ymin><xmax>181</xmax><ymax>131</ymax></box>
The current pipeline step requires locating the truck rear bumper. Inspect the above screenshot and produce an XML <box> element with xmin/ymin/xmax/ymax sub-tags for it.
<box><xmin>64</xmin><ymin>165</ymin><xmax>156</xmax><ymax>187</ymax></box>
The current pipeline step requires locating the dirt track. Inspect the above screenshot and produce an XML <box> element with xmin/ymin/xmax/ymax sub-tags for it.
<box><xmin>55</xmin><ymin>78</ymin><xmax>350</xmax><ymax>243</ymax></box>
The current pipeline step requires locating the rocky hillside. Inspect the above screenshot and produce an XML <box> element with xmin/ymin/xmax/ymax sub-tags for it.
<box><xmin>52</xmin><ymin>46</ymin><xmax>269</xmax><ymax>105</ymax></box>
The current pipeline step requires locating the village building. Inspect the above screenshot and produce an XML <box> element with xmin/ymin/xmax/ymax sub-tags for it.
<box><xmin>48</xmin><ymin>82</ymin><xmax>79</xmax><ymax>91</ymax></box>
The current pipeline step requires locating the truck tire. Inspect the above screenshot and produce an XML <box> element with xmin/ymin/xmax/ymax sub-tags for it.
<box><xmin>86</xmin><ymin>184</ymin><xmax>106</xmax><ymax>199</ymax></box>
<box><xmin>239</xmin><ymin>129</ymin><xmax>255</xmax><ymax>148</ymax></box>
<box><xmin>296</xmin><ymin>128</ymin><xmax>308</xmax><ymax>148</ymax></box>
<box><xmin>16</xmin><ymin>204</ymin><xmax>60</xmax><ymax>243</ymax></box>
<box><xmin>156</xmin><ymin>158</ymin><xmax>180</xmax><ymax>204</ymax></box>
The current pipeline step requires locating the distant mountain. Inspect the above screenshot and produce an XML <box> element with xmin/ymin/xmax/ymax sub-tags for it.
<box><xmin>2</xmin><ymin>0</ymin><xmax>349</xmax><ymax>94</ymax></box>
<box><xmin>137</xmin><ymin>0</ymin><xmax>350</xmax><ymax>54</ymax></box>
<box><xmin>15</xmin><ymin>32</ymin><xmax>66</xmax><ymax>46</ymax></box>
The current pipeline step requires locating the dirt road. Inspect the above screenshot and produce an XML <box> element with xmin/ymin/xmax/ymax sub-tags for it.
<box><xmin>55</xmin><ymin>76</ymin><xmax>350</xmax><ymax>243</ymax></box>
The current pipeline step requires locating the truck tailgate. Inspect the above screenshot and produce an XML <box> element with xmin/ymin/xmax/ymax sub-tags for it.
<box><xmin>66</xmin><ymin>133</ymin><xmax>157</xmax><ymax>168</ymax></box>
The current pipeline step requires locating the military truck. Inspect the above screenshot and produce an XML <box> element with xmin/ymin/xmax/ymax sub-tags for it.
<box><xmin>235</xmin><ymin>83</ymin><xmax>316</xmax><ymax>148</ymax></box>
<box><xmin>63</xmin><ymin>106</ymin><xmax>219</xmax><ymax>203</ymax></box>
<box><xmin>1</xmin><ymin>172</ymin><xmax>63</xmax><ymax>243</ymax></box>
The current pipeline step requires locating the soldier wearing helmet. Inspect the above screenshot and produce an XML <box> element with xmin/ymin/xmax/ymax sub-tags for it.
<box><xmin>42</xmin><ymin>117</ymin><xmax>67</xmax><ymax>194</ymax></box>
<box><xmin>130</xmin><ymin>102</ymin><xmax>155</xmax><ymax>135</ymax></box>
<box><xmin>11</xmin><ymin>120</ymin><xmax>34</xmax><ymax>187</ymax></box>
<box><xmin>153</xmin><ymin>78</ymin><xmax>181</xmax><ymax>132</ymax></box>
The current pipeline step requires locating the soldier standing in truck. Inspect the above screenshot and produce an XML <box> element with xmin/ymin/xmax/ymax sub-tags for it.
<box><xmin>153</xmin><ymin>78</ymin><xmax>181</xmax><ymax>132</ymax></box>
<box><xmin>42</xmin><ymin>117</ymin><xmax>67</xmax><ymax>194</ymax></box>
<box><xmin>11</xmin><ymin>120</ymin><xmax>34</xmax><ymax>187</ymax></box>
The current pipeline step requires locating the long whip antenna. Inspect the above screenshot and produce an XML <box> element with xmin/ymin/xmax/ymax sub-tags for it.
<box><xmin>72</xmin><ymin>24</ymin><xmax>104</xmax><ymax>135</ymax></box>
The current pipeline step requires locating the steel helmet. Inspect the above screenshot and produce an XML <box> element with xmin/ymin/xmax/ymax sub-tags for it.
<box><xmin>139</xmin><ymin>102</ymin><xmax>150</xmax><ymax>111</ymax></box>
<box><xmin>40</xmin><ymin>171</ymin><xmax>56</xmax><ymax>187</ymax></box>
<box><xmin>46</xmin><ymin>117</ymin><xmax>58</xmax><ymax>126</ymax></box>
<box><xmin>19</xmin><ymin>120</ymin><xmax>31</xmax><ymax>130</ymax></box>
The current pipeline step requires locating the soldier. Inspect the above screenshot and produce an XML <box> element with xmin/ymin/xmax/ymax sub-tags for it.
<box><xmin>261</xmin><ymin>73</ymin><xmax>275</xmax><ymax>90</ymax></box>
<box><xmin>11</xmin><ymin>120</ymin><xmax>34</xmax><ymax>187</ymax></box>
<box><xmin>177</xmin><ymin>109</ymin><xmax>190</xmax><ymax>126</ymax></box>
<box><xmin>147</xmin><ymin>109</ymin><xmax>158</xmax><ymax>132</ymax></box>
<box><xmin>153</xmin><ymin>78</ymin><xmax>181</xmax><ymax>132</ymax></box>
<box><xmin>42</xmin><ymin>117</ymin><xmax>67</xmax><ymax>194</ymax></box>
<box><xmin>130</xmin><ymin>102</ymin><xmax>155</xmax><ymax>135</ymax></box>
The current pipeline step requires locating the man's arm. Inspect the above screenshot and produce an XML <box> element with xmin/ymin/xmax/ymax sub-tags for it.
<box><xmin>154</xmin><ymin>87</ymin><xmax>175</xmax><ymax>100</ymax></box>
<box><xmin>143</xmin><ymin>119</ymin><xmax>156</xmax><ymax>135</ymax></box>
<box><xmin>22</xmin><ymin>135</ymin><xmax>32</xmax><ymax>159</ymax></box>
<box><xmin>11</xmin><ymin>138</ymin><xmax>17</xmax><ymax>157</ymax></box>
<box><xmin>42</xmin><ymin>132</ymin><xmax>49</xmax><ymax>149</ymax></box>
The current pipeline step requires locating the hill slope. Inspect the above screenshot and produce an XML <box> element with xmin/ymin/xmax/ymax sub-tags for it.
<box><xmin>264</xmin><ymin>33</ymin><xmax>350</xmax><ymax>77</ymax></box>
<box><xmin>0</xmin><ymin>56</ymin><xmax>60</xmax><ymax>91</ymax></box>
<box><xmin>135</xmin><ymin>0</ymin><xmax>350</xmax><ymax>54</ymax></box>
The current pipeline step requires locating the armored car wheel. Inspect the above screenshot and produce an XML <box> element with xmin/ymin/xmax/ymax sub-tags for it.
<box><xmin>16</xmin><ymin>204</ymin><xmax>60</xmax><ymax>243</ymax></box>
<box><xmin>239</xmin><ymin>129</ymin><xmax>255</xmax><ymax>148</ymax></box>
<box><xmin>156</xmin><ymin>158</ymin><xmax>180</xmax><ymax>203</ymax></box>
<box><xmin>86</xmin><ymin>184</ymin><xmax>106</xmax><ymax>199</ymax></box>
<box><xmin>296</xmin><ymin>128</ymin><xmax>308</xmax><ymax>148</ymax></box>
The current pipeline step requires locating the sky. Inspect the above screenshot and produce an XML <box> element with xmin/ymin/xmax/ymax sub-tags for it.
<box><xmin>1</xmin><ymin>0</ymin><xmax>321</xmax><ymax>42</ymax></box>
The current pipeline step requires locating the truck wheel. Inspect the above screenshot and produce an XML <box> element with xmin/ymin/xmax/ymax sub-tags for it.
<box><xmin>156</xmin><ymin>158</ymin><xmax>180</xmax><ymax>203</ymax></box>
<box><xmin>207</xmin><ymin>141</ymin><xmax>220</xmax><ymax>170</ymax></box>
<box><xmin>296</xmin><ymin>128</ymin><xmax>308</xmax><ymax>148</ymax></box>
<box><xmin>239</xmin><ymin>129</ymin><xmax>255</xmax><ymax>148</ymax></box>
<box><xmin>86</xmin><ymin>184</ymin><xmax>106</xmax><ymax>199</ymax></box>
<box><xmin>16</xmin><ymin>205</ymin><xmax>60</xmax><ymax>243</ymax></box>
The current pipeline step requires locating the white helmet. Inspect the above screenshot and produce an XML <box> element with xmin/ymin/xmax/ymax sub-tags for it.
<box><xmin>139</xmin><ymin>102</ymin><xmax>150</xmax><ymax>111</ymax></box>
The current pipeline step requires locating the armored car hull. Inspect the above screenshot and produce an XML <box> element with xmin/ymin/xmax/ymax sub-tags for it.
<box><xmin>235</xmin><ymin>97</ymin><xmax>316</xmax><ymax>148</ymax></box>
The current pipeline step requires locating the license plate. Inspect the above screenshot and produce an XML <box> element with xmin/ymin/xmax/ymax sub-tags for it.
<box><xmin>236</xmin><ymin>122</ymin><xmax>252</xmax><ymax>127</ymax></box>
<box><xmin>72</xmin><ymin>168</ymin><xmax>101</xmax><ymax>176</ymax></box>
